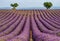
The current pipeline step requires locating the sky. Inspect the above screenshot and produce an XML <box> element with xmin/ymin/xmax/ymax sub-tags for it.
<box><xmin>0</xmin><ymin>0</ymin><xmax>60</xmax><ymax>9</ymax></box>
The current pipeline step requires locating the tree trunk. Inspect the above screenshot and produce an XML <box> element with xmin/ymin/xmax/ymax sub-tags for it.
<box><xmin>12</xmin><ymin>7</ymin><xmax>16</xmax><ymax>10</ymax></box>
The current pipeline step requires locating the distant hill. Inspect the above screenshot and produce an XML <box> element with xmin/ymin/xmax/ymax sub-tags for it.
<box><xmin>0</xmin><ymin>7</ymin><xmax>60</xmax><ymax>10</ymax></box>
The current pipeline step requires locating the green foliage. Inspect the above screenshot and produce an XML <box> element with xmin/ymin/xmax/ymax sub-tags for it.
<box><xmin>10</xmin><ymin>3</ymin><xmax>19</xmax><ymax>10</ymax></box>
<box><xmin>43</xmin><ymin>2</ymin><xmax>53</xmax><ymax>9</ymax></box>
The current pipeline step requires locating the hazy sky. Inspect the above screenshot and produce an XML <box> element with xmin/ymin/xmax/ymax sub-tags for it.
<box><xmin>0</xmin><ymin>0</ymin><xmax>60</xmax><ymax>8</ymax></box>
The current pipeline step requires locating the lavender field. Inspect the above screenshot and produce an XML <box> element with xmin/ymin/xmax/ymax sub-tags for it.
<box><xmin>0</xmin><ymin>10</ymin><xmax>60</xmax><ymax>41</ymax></box>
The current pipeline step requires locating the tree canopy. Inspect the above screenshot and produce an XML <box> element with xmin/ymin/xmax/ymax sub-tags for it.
<box><xmin>10</xmin><ymin>3</ymin><xmax>19</xmax><ymax>10</ymax></box>
<box><xmin>43</xmin><ymin>2</ymin><xmax>53</xmax><ymax>9</ymax></box>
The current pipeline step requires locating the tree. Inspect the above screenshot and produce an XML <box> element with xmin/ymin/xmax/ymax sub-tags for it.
<box><xmin>43</xmin><ymin>2</ymin><xmax>53</xmax><ymax>9</ymax></box>
<box><xmin>10</xmin><ymin>3</ymin><xmax>19</xmax><ymax>10</ymax></box>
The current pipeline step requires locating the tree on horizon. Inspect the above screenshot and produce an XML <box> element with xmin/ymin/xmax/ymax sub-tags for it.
<box><xmin>43</xmin><ymin>2</ymin><xmax>53</xmax><ymax>9</ymax></box>
<box><xmin>10</xmin><ymin>3</ymin><xmax>19</xmax><ymax>10</ymax></box>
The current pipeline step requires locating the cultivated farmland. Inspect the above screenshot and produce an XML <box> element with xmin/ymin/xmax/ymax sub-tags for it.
<box><xmin>0</xmin><ymin>10</ymin><xmax>60</xmax><ymax>41</ymax></box>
